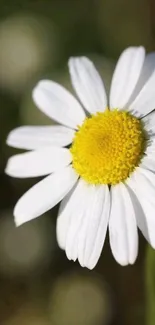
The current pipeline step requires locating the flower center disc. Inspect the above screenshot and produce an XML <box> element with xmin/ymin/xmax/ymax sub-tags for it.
<box><xmin>70</xmin><ymin>109</ymin><xmax>145</xmax><ymax>185</ymax></box>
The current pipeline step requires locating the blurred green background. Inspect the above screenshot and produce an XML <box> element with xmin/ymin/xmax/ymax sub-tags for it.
<box><xmin>0</xmin><ymin>0</ymin><xmax>155</xmax><ymax>324</ymax></box>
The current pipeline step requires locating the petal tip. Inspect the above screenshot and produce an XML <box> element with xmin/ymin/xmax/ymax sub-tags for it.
<box><xmin>129</xmin><ymin>256</ymin><xmax>137</xmax><ymax>265</ymax></box>
<box><xmin>32</xmin><ymin>85</ymin><xmax>38</xmax><ymax>101</ymax></box>
<box><xmin>86</xmin><ymin>263</ymin><xmax>95</xmax><ymax>270</ymax></box>
<box><xmin>6</xmin><ymin>134</ymin><xmax>12</xmax><ymax>147</ymax></box>
<box><xmin>117</xmin><ymin>260</ymin><xmax>129</xmax><ymax>266</ymax></box>
<box><xmin>14</xmin><ymin>218</ymin><xmax>22</xmax><ymax>227</ymax></box>
<box><xmin>4</xmin><ymin>160</ymin><xmax>18</xmax><ymax>178</ymax></box>
<box><xmin>4</xmin><ymin>162</ymin><xmax>13</xmax><ymax>177</ymax></box>
<box><xmin>4</xmin><ymin>165</ymin><xmax>9</xmax><ymax>176</ymax></box>
<box><xmin>32</xmin><ymin>80</ymin><xmax>45</xmax><ymax>101</ymax></box>
<box><xmin>14</xmin><ymin>205</ymin><xmax>28</xmax><ymax>227</ymax></box>
<box><xmin>14</xmin><ymin>214</ymin><xmax>24</xmax><ymax>227</ymax></box>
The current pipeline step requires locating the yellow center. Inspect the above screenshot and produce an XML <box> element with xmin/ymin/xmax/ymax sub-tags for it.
<box><xmin>70</xmin><ymin>109</ymin><xmax>145</xmax><ymax>185</ymax></box>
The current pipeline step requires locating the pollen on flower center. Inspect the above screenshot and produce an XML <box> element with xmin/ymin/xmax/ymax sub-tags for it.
<box><xmin>70</xmin><ymin>109</ymin><xmax>145</xmax><ymax>185</ymax></box>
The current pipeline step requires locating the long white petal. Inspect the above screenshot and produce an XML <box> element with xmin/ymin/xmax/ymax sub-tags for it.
<box><xmin>127</xmin><ymin>167</ymin><xmax>155</xmax><ymax>206</ymax></box>
<box><xmin>6</xmin><ymin>125</ymin><xmax>75</xmax><ymax>150</ymax></box>
<box><xmin>127</xmin><ymin>167</ymin><xmax>155</xmax><ymax>248</ymax></box>
<box><xmin>32</xmin><ymin>80</ymin><xmax>85</xmax><ymax>129</ymax></box>
<box><xmin>140</xmin><ymin>155</ymin><xmax>155</xmax><ymax>173</ymax></box>
<box><xmin>57</xmin><ymin>179</ymin><xmax>87</xmax><ymax>254</ymax></box>
<box><xmin>127</xmin><ymin>53</ymin><xmax>155</xmax><ymax>106</ymax></box>
<box><xmin>145</xmin><ymin>138</ymin><xmax>155</xmax><ymax>156</ymax></box>
<box><xmin>64</xmin><ymin>180</ymin><xmax>92</xmax><ymax>263</ymax></box>
<box><xmin>67</xmin><ymin>183</ymin><xmax>93</xmax><ymax>266</ymax></box>
<box><xmin>109</xmin><ymin>183</ymin><xmax>138</xmax><ymax>266</ymax></box>
<box><xmin>142</xmin><ymin>111</ymin><xmax>155</xmax><ymax>135</ymax></box>
<box><xmin>5</xmin><ymin>147</ymin><xmax>72</xmax><ymax>178</ymax></box>
<box><xmin>68</xmin><ymin>57</ymin><xmax>107</xmax><ymax>114</ymax></box>
<box><xmin>109</xmin><ymin>47</ymin><xmax>145</xmax><ymax>109</ymax></box>
<box><xmin>85</xmin><ymin>185</ymin><xmax>110</xmax><ymax>269</ymax></box>
<box><xmin>14</xmin><ymin>166</ymin><xmax>78</xmax><ymax>226</ymax></box>
<box><xmin>56</xmin><ymin>193</ymin><xmax>73</xmax><ymax>250</ymax></box>
<box><xmin>129</xmin><ymin>53</ymin><xmax>155</xmax><ymax>117</ymax></box>
<box><xmin>77</xmin><ymin>185</ymin><xmax>109</xmax><ymax>269</ymax></box>
<box><xmin>57</xmin><ymin>180</ymin><xmax>110</xmax><ymax>269</ymax></box>
<box><xmin>56</xmin><ymin>180</ymin><xmax>85</xmax><ymax>250</ymax></box>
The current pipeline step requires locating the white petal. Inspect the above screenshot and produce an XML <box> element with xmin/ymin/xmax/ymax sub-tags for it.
<box><xmin>77</xmin><ymin>185</ymin><xmax>109</xmax><ymax>269</ymax></box>
<box><xmin>5</xmin><ymin>147</ymin><xmax>72</xmax><ymax>178</ymax></box>
<box><xmin>32</xmin><ymin>80</ymin><xmax>85</xmax><ymax>129</ymax></box>
<box><xmin>142</xmin><ymin>111</ymin><xmax>155</xmax><ymax>136</ymax></box>
<box><xmin>109</xmin><ymin>47</ymin><xmax>145</xmax><ymax>109</ymax></box>
<box><xmin>109</xmin><ymin>183</ymin><xmax>138</xmax><ymax>266</ymax></box>
<box><xmin>56</xmin><ymin>183</ymin><xmax>78</xmax><ymax>250</ymax></box>
<box><xmin>65</xmin><ymin>182</ymin><xmax>93</xmax><ymax>266</ymax></box>
<box><xmin>128</xmin><ymin>53</ymin><xmax>155</xmax><ymax>106</ymax></box>
<box><xmin>145</xmin><ymin>138</ymin><xmax>155</xmax><ymax>156</ymax></box>
<box><xmin>127</xmin><ymin>167</ymin><xmax>155</xmax><ymax>248</ymax></box>
<box><xmin>57</xmin><ymin>179</ymin><xmax>87</xmax><ymax>254</ymax></box>
<box><xmin>140</xmin><ymin>155</ymin><xmax>155</xmax><ymax>173</ymax></box>
<box><xmin>56</xmin><ymin>205</ymin><xmax>70</xmax><ymax>250</ymax></box>
<box><xmin>129</xmin><ymin>53</ymin><xmax>155</xmax><ymax>117</ymax></box>
<box><xmin>14</xmin><ymin>166</ymin><xmax>78</xmax><ymax>226</ymax></box>
<box><xmin>68</xmin><ymin>57</ymin><xmax>107</xmax><ymax>114</ymax></box>
<box><xmin>57</xmin><ymin>180</ymin><xmax>110</xmax><ymax>269</ymax></box>
<box><xmin>85</xmin><ymin>185</ymin><xmax>110</xmax><ymax>269</ymax></box>
<box><xmin>6</xmin><ymin>125</ymin><xmax>75</xmax><ymax>150</ymax></box>
<box><xmin>127</xmin><ymin>167</ymin><xmax>155</xmax><ymax>206</ymax></box>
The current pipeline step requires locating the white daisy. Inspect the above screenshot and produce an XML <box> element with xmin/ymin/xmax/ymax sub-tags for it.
<box><xmin>5</xmin><ymin>46</ymin><xmax>155</xmax><ymax>269</ymax></box>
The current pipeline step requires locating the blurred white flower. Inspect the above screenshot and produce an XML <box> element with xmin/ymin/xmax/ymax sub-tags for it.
<box><xmin>5</xmin><ymin>47</ymin><xmax>155</xmax><ymax>269</ymax></box>
<box><xmin>49</xmin><ymin>272</ymin><xmax>112</xmax><ymax>325</ymax></box>
<box><xmin>0</xmin><ymin>212</ymin><xmax>55</xmax><ymax>276</ymax></box>
<box><xmin>0</xmin><ymin>14</ymin><xmax>59</xmax><ymax>93</ymax></box>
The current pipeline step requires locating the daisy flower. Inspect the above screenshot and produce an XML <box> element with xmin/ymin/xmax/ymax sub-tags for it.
<box><xmin>5</xmin><ymin>47</ymin><xmax>155</xmax><ymax>269</ymax></box>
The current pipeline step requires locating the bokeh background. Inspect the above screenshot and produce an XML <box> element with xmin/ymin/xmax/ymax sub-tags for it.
<box><xmin>0</xmin><ymin>0</ymin><xmax>155</xmax><ymax>324</ymax></box>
